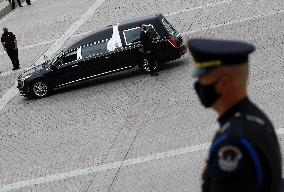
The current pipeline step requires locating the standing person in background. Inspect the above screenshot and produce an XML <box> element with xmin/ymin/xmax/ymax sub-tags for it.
<box><xmin>140</xmin><ymin>23</ymin><xmax>159</xmax><ymax>76</ymax></box>
<box><xmin>9</xmin><ymin>0</ymin><xmax>31</xmax><ymax>9</ymax></box>
<box><xmin>187</xmin><ymin>38</ymin><xmax>282</xmax><ymax>192</ymax></box>
<box><xmin>1</xmin><ymin>27</ymin><xmax>20</xmax><ymax>70</ymax></box>
<box><xmin>11</xmin><ymin>0</ymin><xmax>22</xmax><ymax>9</ymax></box>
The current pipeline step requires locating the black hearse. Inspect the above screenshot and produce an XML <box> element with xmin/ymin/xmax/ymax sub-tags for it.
<box><xmin>18</xmin><ymin>13</ymin><xmax>186</xmax><ymax>98</ymax></box>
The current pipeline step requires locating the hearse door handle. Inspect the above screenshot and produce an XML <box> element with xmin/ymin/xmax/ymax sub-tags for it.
<box><xmin>72</xmin><ymin>64</ymin><xmax>78</xmax><ymax>68</ymax></box>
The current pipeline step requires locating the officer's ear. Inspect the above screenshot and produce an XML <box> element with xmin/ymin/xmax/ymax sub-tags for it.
<box><xmin>216</xmin><ymin>75</ymin><xmax>233</xmax><ymax>93</ymax></box>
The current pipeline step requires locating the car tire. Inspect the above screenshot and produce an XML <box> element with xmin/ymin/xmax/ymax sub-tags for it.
<box><xmin>31</xmin><ymin>79</ymin><xmax>51</xmax><ymax>98</ymax></box>
<box><xmin>139</xmin><ymin>57</ymin><xmax>159</xmax><ymax>74</ymax></box>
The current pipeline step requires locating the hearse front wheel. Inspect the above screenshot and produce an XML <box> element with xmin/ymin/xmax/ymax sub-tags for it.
<box><xmin>31</xmin><ymin>79</ymin><xmax>51</xmax><ymax>98</ymax></box>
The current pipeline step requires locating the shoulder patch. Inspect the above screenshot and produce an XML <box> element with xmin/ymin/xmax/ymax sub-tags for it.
<box><xmin>218</xmin><ymin>145</ymin><xmax>242</xmax><ymax>172</ymax></box>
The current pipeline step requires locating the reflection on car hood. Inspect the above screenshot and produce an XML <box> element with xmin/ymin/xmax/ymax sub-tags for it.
<box><xmin>19</xmin><ymin>64</ymin><xmax>45</xmax><ymax>79</ymax></box>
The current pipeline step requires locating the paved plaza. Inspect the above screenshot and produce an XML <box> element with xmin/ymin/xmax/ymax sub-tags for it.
<box><xmin>0</xmin><ymin>0</ymin><xmax>283</xmax><ymax>191</ymax></box>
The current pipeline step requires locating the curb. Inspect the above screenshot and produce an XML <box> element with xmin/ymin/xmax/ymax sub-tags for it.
<box><xmin>0</xmin><ymin>0</ymin><xmax>26</xmax><ymax>20</ymax></box>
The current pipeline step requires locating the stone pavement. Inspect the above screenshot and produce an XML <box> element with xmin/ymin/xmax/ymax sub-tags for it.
<box><xmin>0</xmin><ymin>0</ymin><xmax>283</xmax><ymax>191</ymax></box>
<box><xmin>0</xmin><ymin>0</ymin><xmax>29</xmax><ymax>20</ymax></box>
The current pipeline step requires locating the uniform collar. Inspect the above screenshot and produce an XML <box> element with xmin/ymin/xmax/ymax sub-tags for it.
<box><xmin>217</xmin><ymin>97</ymin><xmax>250</xmax><ymax>126</ymax></box>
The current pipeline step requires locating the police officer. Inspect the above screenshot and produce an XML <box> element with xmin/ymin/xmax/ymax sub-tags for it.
<box><xmin>140</xmin><ymin>23</ymin><xmax>159</xmax><ymax>76</ymax></box>
<box><xmin>1</xmin><ymin>27</ymin><xmax>20</xmax><ymax>70</ymax></box>
<box><xmin>187</xmin><ymin>38</ymin><xmax>282</xmax><ymax>192</ymax></box>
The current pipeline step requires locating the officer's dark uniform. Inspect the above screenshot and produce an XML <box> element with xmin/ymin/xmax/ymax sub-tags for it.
<box><xmin>1</xmin><ymin>31</ymin><xmax>20</xmax><ymax>69</ymax></box>
<box><xmin>187</xmin><ymin>38</ymin><xmax>282</xmax><ymax>192</ymax></box>
<box><xmin>140</xmin><ymin>27</ymin><xmax>158</xmax><ymax>75</ymax></box>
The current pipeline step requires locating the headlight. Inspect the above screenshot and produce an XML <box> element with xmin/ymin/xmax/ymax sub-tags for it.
<box><xmin>18</xmin><ymin>80</ymin><xmax>24</xmax><ymax>88</ymax></box>
<box><xmin>22</xmin><ymin>74</ymin><xmax>32</xmax><ymax>80</ymax></box>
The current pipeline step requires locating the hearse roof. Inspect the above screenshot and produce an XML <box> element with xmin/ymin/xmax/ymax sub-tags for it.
<box><xmin>119</xmin><ymin>13</ymin><xmax>163</xmax><ymax>27</ymax></box>
<box><xmin>67</xmin><ymin>26</ymin><xmax>113</xmax><ymax>51</ymax></box>
<box><xmin>66</xmin><ymin>13</ymin><xmax>164</xmax><ymax>52</ymax></box>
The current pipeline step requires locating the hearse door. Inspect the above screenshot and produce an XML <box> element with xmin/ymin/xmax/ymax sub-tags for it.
<box><xmin>80</xmin><ymin>41</ymin><xmax>114</xmax><ymax>77</ymax></box>
<box><xmin>111</xmin><ymin>27</ymin><xmax>142</xmax><ymax>69</ymax></box>
<box><xmin>51</xmin><ymin>50</ymin><xmax>82</xmax><ymax>86</ymax></box>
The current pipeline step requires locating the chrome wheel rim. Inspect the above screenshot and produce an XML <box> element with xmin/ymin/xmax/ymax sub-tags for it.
<box><xmin>143</xmin><ymin>59</ymin><xmax>150</xmax><ymax>72</ymax></box>
<box><xmin>143</xmin><ymin>58</ymin><xmax>157</xmax><ymax>72</ymax></box>
<box><xmin>33</xmin><ymin>81</ymin><xmax>48</xmax><ymax>97</ymax></box>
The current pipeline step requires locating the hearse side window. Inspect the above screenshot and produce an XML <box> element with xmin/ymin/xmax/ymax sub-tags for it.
<box><xmin>81</xmin><ymin>41</ymin><xmax>108</xmax><ymax>58</ymax></box>
<box><xmin>123</xmin><ymin>25</ymin><xmax>159</xmax><ymax>45</ymax></box>
<box><xmin>124</xmin><ymin>27</ymin><xmax>141</xmax><ymax>45</ymax></box>
<box><xmin>63</xmin><ymin>50</ymin><xmax>77</xmax><ymax>64</ymax></box>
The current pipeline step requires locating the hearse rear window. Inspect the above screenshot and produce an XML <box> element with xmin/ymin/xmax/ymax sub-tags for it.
<box><xmin>81</xmin><ymin>41</ymin><xmax>108</xmax><ymax>58</ymax></box>
<box><xmin>123</xmin><ymin>25</ymin><xmax>159</xmax><ymax>45</ymax></box>
<box><xmin>162</xmin><ymin>18</ymin><xmax>176</xmax><ymax>34</ymax></box>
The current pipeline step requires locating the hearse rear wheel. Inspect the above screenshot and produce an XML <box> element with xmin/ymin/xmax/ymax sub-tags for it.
<box><xmin>139</xmin><ymin>58</ymin><xmax>159</xmax><ymax>74</ymax></box>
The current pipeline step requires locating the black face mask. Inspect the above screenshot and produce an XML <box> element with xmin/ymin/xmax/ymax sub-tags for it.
<box><xmin>194</xmin><ymin>80</ymin><xmax>221</xmax><ymax>108</ymax></box>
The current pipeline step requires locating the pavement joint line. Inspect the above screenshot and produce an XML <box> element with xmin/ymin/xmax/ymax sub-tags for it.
<box><xmin>164</xmin><ymin>0</ymin><xmax>233</xmax><ymax>16</ymax></box>
<box><xmin>0</xmin><ymin>0</ymin><xmax>41</xmax><ymax>25</ymax></box>
<box><xmin>0</xmin><ymin>83</ymin><xmax>18</xmax><ymax>112</ymax></box>
<box><xmin>1</xmin><ymin>128</ymin><xmax>284</xmax><ymax>191</ymax></box>
<box><xmin>1</xmin><ymin>8</ymin><xmax>283</xmax><ymax>78</ymax></box>
<box><xmin>0</xmin><ymin>5</ymin><xmax>15</xmax><ymax>26</ymax></box>
<box><xmin>0</xmin><ymin>9</ymin><xmax>281</xmax><ymax>110</ymax></box>
<box><xmin>0</xmin><ymin>0</ymin><xmax>106</xmax><ymax>112</ymax></box>
<box><xmin>0</xmin><ymin>40</ymin><xmax>56</xmax><ymax>57</ymax></box>
<box><xmin>0</xmin><ymin>0</ymin><xmax>232</xmax><ymax>57</ymax></box>
<box><xmin>0</xmin><ymin>142</ymin><xmax>210</xmax><ymax>192</ymax></box>
<box><xmin>0</xmin><ymin>5</ymin><xmax>282</xmax><ymax>111</ymax></box>
<box><xmin>182</xmin><ymin>9</ymin><xmax>284</xmax><ymax>35</ymax></box>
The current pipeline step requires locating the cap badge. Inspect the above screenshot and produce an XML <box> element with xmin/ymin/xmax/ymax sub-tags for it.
<box><xmin>194</xmin><ymin>60</ymin><xmax>222</xmax><ymax>68</ymax></box>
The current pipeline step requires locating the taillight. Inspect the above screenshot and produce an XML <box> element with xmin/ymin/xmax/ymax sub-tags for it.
<box><xmin>168</xmin><ymin>37</ymin><xmax>179</xmax><ymax>48</ymax></box>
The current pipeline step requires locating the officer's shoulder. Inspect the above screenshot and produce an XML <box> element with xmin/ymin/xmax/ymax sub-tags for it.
<box><xmin>222</xmin><ymin>112</ymin><xmax>267</xmax><ymax>137</ymax></box>
<box><xmin>230</xmin><ymin>112</ymin><xmax>266</xmax><ymax>126</ymax></box>
<box><xmin>8</xmin><ymin>32</ymin><xmax>15</xmax><ymax>36</ymax></box>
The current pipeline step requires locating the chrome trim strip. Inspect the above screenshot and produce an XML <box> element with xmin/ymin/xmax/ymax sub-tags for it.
<box><xmin>56</xmin><ymin>66</ymin><xmax>133</xmax><ymax>88</ymax></box>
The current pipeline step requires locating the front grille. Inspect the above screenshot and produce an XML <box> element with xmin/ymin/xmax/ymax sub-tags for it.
<box><xmin>18</xmin><ymin>80</ymin><xmax>24</xmax><ymax>88</ymax></box>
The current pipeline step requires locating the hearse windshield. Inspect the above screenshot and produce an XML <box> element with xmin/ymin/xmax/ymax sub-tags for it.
<box><xmin>42</xmin><ymin>54</ymin><xmax>62</xmax><ymax>68</ymax></box>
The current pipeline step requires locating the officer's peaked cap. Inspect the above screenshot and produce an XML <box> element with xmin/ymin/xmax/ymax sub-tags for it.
<box><xmin>187</xmin><ymin>38</ymin><xmax>255</xmax><ymax>77</ymax></box>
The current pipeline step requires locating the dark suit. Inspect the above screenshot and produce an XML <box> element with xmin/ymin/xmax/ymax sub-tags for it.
<box><xmin>140</xmin><ymin>30</ymin><xmax>158</xmax><ymax>74</ymax></box>
<box><xmin>1</xmin><ymin>32</ymin><xmax>20</xmax><ymax>69</ymax></box>
<box><xmin>202</xmin><ymin>97</ymin><xmax>282</xmax><ymax>192</ymax></box>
